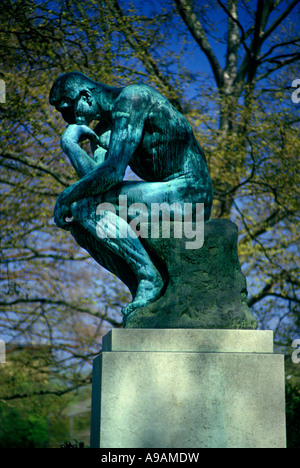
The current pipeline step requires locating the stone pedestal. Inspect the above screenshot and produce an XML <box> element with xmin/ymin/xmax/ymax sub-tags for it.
<box><xmin>90</xmin><ymin>329</ymin><xmax>286</xmax><ymax>448</ymax></box>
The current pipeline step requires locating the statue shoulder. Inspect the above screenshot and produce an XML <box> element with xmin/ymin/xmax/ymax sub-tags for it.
<box><xmin>115</xmin><ymin>84</ymin><xmax>154</xmax><ymax>109</ymax></box>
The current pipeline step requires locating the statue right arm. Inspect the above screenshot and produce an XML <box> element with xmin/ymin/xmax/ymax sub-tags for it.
<box><xmin>60</xmin><ymin>124</ymin><xmax>104</xmax><ymax>178</ymax></box>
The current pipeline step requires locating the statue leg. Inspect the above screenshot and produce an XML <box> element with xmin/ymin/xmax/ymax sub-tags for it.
<box><xmin>68</xmin><ymin>175</ymin><xmax>208</xmax><ymax>317</ymax></box>
<box><xmin>69</xmin><ymin>222</ymin><xmax>139</xmax><ymax>297</ymax></box>
<box><xmin>70</xmin><ymin>196</ymin><xmax>164</xmax><ymax>317</ymax></box>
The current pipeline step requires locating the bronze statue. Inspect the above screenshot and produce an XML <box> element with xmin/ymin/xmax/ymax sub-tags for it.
<box><xmin>49</xmin><ymin>71</ymin><xmax>213</xmax><ymax>318</ymax></box>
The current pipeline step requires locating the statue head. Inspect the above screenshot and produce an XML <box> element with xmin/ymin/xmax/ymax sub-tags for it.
<box><xmin>49</xmin><ymin>71</ymin><xmax>101</xmax><ymax>125</ymax></box>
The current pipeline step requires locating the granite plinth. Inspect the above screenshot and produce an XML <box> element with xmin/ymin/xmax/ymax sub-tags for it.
<box><xmin>90</xmin><ymin>329</ymin><xmax>286</xmax><ymax>448</ymax></box>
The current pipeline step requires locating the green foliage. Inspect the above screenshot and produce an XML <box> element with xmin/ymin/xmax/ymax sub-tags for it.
<box><xmin>285</xmin><ymin>381</ymin><xmax>300</xmax><ymax>448</ymax></box>
<box><xmin>0</xmin><ymin>406</ymin><xmax>49</xmax><ymax>448</ymax></box>
<box><xmin>0</xmin><ymin>346</ymin><xmax>77</xmax><ymax>447</ymax></box>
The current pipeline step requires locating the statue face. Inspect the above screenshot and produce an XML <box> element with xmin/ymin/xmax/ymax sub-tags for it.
<box><xmin>53</xmin><ymin>89</ymin><xmax>97</xmax><ymax>125</ymax></box>
<box><xmin>54</xmin><ymin>96</ymin><xmax>76</xmax><ymax>124</ymax></box>
<box><xmin>73</xmin><ymin>90</ymin><xmax>98</xmax><ymax>125</ymax></box>
<box><xmin>49</xmin><ymin>73</ymin><xmax>99</xmax><ymax>125</ymax></box>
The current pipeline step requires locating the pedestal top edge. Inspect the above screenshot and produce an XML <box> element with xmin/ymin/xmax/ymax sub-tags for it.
<box><xmin>102</xmin><ymin>329</ymin><xmax>274</xmax><ymax>353</ymax></box>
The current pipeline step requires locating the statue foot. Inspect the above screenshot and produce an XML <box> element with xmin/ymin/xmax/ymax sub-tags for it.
<box><xmin>122</xmin><ymin>276</ymin><xmax>164</xmax><ymax>318</ymax></box>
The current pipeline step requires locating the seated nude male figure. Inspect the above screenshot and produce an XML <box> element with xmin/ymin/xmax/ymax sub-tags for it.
<box><xmin>49</xmin><ymin>72</ymin><xmax>213</xmax><ymax>317</ymax></box>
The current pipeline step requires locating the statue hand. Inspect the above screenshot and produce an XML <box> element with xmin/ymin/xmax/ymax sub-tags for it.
<box><xmin>61</xmin><ymin>124</ymin><xmax>99</xmax><ymax>151</ymax></box>
<box><xmin>54</xmin><ymin>186</ymin><xmax>74</xmax><ymax>231</ymax></box>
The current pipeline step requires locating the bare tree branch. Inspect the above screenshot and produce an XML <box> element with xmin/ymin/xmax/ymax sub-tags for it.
<box><xmin>105</xmin><ymin>0</ymin><xmax>184</xmax><ymax>111</ymax></box>
<box><xmin>0</xmin><ymin>178</ymin><xmax>60</xmax><ymax>197</ymax></box>
<box><xmin>248</xmin><ymin>288</ymin><xmax>300</xmax><ymax>308</ymax></box>
<box><xmin>262</xmin><ymin>52</ymin><xmax>300</xmax><ymax>65</ymax></box>
<box><xmin>216</xmin><ymin>0</ymin><xmax>251</xmax><ymax>57</ymax></box>
<box><xmin>224</xmin><ymin>0</ymin><xmax>240</xmax><ymax>90</ymax></box>
<box><xmin>247</xmin><ymin>269</ymin><xmax>300</xmax><ymax>308</ymax></box>
<box><xmin>239</xmin><ymin>207</ymin><xmax>288</xmax><ymax>245</ymax></box>
<box><xmin>259</xmin><ymin>37</ymin><xmax>300</xmax><ymax>62</ymax></box>
<box><xmin>268</xmin><ymin>292</ymin><xmax>300</xmax><ymax>305</ymax></box>
<box><xmin>0</xmin><ymin>149</ymin><xmax>71</xmax><ymax>187</ymax></box>
<box><xmin>233</xmin><ymin>0</ymin><xmax>295</xmax><ymax>89</ymax></box>
<box><xmin>0</xmin><ymin>379</ymin><xmax>92</xmax><ymax>401</ymax></box>
<box><xmin>174</xmin><ymin>0</ymin><xmax>224</xmax><ymax>90</ymax></box>
<box><xmin>261</xmin><ymin>0</ymin><xmax>299</xmax><ymax>43</ymax></box>
<box><xmin>255</xmin><ymin>53</ymin><xmax>300</xmax><ymax>82</ymax></box>
<box><xmin>0</xmin><ymin>297</ymin><xmax>123</xmax><ymax>327</ymax></box>
<box><xmin>247</xmin><ymin>280</ymin><xmax>274</xmax><ymax>307</ymax></box>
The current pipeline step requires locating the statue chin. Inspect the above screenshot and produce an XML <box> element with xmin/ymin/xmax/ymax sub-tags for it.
<box><xmin>60</xmin><ymin>109</ymin><xmax>76</xmax><ymax>124</ymax></box>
